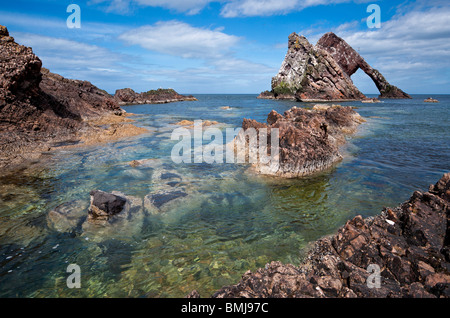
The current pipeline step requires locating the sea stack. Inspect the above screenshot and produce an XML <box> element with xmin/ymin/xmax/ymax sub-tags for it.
<box><xmin>260</xmin><ymin>32</ymin><xmax>410</xmax><ymax>101</ymax></box>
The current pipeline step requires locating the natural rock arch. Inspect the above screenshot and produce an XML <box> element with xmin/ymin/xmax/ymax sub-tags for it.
<box><xmin>316</xmin><ymin>32</ymin><xmax>411</xmax><ymax>99</ymax></box>
<box><xmin>261</xmin><ymin>32</ymin><xmax>410</xmax><ymax>101</ymax></box>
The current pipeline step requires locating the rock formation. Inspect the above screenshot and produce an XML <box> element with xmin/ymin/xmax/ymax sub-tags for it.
<box><xmin>316</xmin><ymin>32</ymin><xmax>411</xmax><ymax>100</ymax></box>
<box><xmin>232</xmin><ymin>105</ymin><xmax>365</xmax><ymax>178</ymax></box>
<box><xmin>187</xmin><ymin>173</ymin><xmax>450</xmax><ymax>298</ymax></box>
<box><xmin>114</xmin><ymin>88</ymin><xmax>197</xmax><ymax>106</ymax></box>
<box><xmin>260</xmin><ymin>32</ymin><xmax>410</xmax><ymax>101</ymax></box>
<box><xmin>0</xmin><ymin>25</ymin><xmax>145</xmax><ymax>168</ymax></box>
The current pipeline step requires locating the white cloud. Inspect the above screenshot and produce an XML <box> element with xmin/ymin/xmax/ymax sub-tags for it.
<box><xmin>220</xmin><ymin>0</ymin><xmax>359</xmax><ymax>17</ymax></box>
<box><xmin>135</xmin><ymin>0</ymin><xmax>216</xmax><ymax>15</ymax></box>
<box><xmin>90</xmin><ymin>0</ymin><xmax>367</xmax><ymax>17</ymax></box>
<box><xmin>118</xmin><ymin>20</ymin><xmax>240</xmax><ymax>59</ymax></box>
<box><xmin>311</xmin><ymin>6</ymin><xmax>450</xmax><ymax>93</ymax></box>
<box><xmin>90</xmin><ymin>0</ymin><xmax>217</xmax><ymax>15</ymax></box>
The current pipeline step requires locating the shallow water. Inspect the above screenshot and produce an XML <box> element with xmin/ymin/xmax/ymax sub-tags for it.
<box><xmin>0</xmin><ymin>94</ymin><xmax>449</xmax><ymax>297</ymax></box>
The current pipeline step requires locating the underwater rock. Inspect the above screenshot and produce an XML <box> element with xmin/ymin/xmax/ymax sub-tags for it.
<box><xmin>208</xmin><ymin>173</ymin><xmax>450</xmax><ymax>298</ymax></box>
<box><xmin>144</xmin><ymin>190</ymin><xmax>188</xmax><ymax>215</ymax></box>
<box><xmin>47</xmin><ymin>200</ymin><xmax>88</xmax><ymax>233</ymax></box>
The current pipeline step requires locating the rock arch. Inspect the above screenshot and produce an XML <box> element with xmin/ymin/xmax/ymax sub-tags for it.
<box><xmin>316</xmin><ymin>32</ymin><xmax>411</xmax><ymax>99</ymax></box>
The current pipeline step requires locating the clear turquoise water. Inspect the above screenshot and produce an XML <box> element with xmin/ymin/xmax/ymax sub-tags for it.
<box><xmin>0</xmin><ymin>94</ymin><xmax>449</xmax><ymax>297</ymax></box>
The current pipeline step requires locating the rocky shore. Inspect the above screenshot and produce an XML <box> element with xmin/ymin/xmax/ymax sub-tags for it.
<box><xmin>259</xmin><ymin>32</ymin><xmax>410</xmax><ymax>102</ymax></box>
<box><xmin>232</xmin><ymin>104</ymin><xmax>365</xmax><ymax>177</ymax></box>
<box><xmin>185</xmin><ymin>173</ymin><xmax>450</xmax><ymax>298</ymax></box>
<box><xmin>0</xmin><ymin>25</ymin><xmax>148</xmax><ymax>169</ymax></box>
<box><xmin>114</xmin><ymin>88</ymin><xmax>197</xmax><ymax>106</ymax></box>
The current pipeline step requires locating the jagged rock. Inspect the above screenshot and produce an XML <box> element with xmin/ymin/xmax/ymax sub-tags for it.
<box><xmin>257</xmin><ymin>91</ymin><xmax>276</xmax><ymax>100</ymax></box>
<box><xmin>316</xmin><ymin>32</ymin><xmax>411</xmax><ymax>99</ymax></box>
<box><xmin>88</xmin><ymin>190</ymin><xmax>127</xmax><ymax>224</ymax></box>
<box><xmin>114</xmin><ymin>88</ymin><xmax>197</xmax><ymax>106</ymax></box>
<box><xmin>232</xmin><ymin>105</ymin><xmax>365</xmax><ymax>177</ymax></box>
<box><xmin>262</xmin><ymin>32</ymin><xmax>410</xmax><ymax>101</ymax></box>
<box><xmin>0</xmin><ymin>25</ymin><xmax>127</xmax><ymax>168</ymax></box>
<box><xmin>82</xmin><ymin>191</ymin><xmax>145</xmax><ymax>241</ymax></box>
<box><xmin>208</xmin><ymin>173</ymin><xmax>450</xmax><ymax>298</ymax></box>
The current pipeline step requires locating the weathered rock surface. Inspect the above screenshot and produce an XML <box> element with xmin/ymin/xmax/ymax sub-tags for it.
<box><xmin>233</xmin><ymin>105</ymin><xmax>365</xmax><ymax>177</ymax></box>
<box><xmin>316</xmin><ymin>32</ymin><xmax>411</xmax><ymax>100</ymax></box>
<box><xmin>190</xmin><ymin>173</ymin><xmax>450</xmax><ymax>298</ymax></box>
<box><xmin>88</xmin><ymin>190</ymin><xmax>127</xmax><ymax>224</ymax></box>
<box><xmin>0</xmin><ymin>25</ymin><xmax>139</xmax><ymax>169</ymax></box>
<box><xmin>262</xmin><ymin>32</ymin><xmax>410</xmax><ymax>101</ymax></box>
<box><xmin>114</xmin><ymin>88</ymin><xmax>197</xmax><ymax>106</ymax></box>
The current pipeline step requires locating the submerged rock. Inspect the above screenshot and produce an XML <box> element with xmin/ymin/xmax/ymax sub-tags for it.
<box><xmin>144</xmin><ymin>190</ymin><xmax>188</xmax><ymax>215</ymax></box>
<box><xmin>47</xmin><ymin>200</ymin><xmax>88</xmax><ymax>233</ymax></box>
<box><xmin>206</xmin><ymin>173</ymin><xmax>450</xmax><ymax>298</ymax></box>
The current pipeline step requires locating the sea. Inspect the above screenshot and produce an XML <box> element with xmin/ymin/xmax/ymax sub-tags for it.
<box><xmin>0</xmin><ymin>94</ymin><xmax>449</xmax><ymax>297</ymax></box>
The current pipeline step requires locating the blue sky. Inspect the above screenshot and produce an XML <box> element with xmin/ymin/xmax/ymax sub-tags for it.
<box><xmin>1</xmin><ymin>0</ymin><xmax>449</xmax><ymax>94</ymax></box>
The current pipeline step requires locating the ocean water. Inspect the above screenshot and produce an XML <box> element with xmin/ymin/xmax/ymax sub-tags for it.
<box><xmin>0</xmin><ymin>94</ymin><xmax>449</xmax><ymax>297</ymax></box>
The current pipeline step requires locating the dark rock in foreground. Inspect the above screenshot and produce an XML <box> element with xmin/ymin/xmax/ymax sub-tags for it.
<box><xmin>88</xmin><ymin>190</ymin><xmax>127</xmax><ymax>224</ymax></box>
<box><xmin>190</xmin><ymin>173</ymin><xmax>450</xmax><ymax>298</ymax></box>
<box><xmin>261</xmin><ymin>32</ymin><xmax>410</xmax><ymax>102</ymax></box>
<box><xmin>114</xmin><ymin>88</ymin><xmax>197</xmax><ymax>106</ymax></box>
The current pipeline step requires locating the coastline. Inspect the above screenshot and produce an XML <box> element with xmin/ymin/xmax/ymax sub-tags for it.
<box><xmin>186</xmin><ymin>173</ymin><xmax>450</xmax><ymax>298</ymax></box>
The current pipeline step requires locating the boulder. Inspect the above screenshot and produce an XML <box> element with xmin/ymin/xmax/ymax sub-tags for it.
<box><xmin>88</xmin><ymin>190</ymin><xmax>127</xmax><ymax>224</ymax></box>
<box><xmin>232</xmin><ymin>105</ymin><xmax>365</xmax><ymax>177</ymax></box>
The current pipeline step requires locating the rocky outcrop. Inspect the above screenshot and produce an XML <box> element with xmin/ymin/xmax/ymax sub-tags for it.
<box><xmin>187</xmin><ymin>173</ymin><xmax>450</xmax><ymax>298</ymax></box>
<box><xmin>262</xmin><ymin>32</ymin><xmax>410</xmax><ymax>101</ymax></box>
<box><xmin>232</xmin><ymin>105</ymin><xmax>365</xmax><ymax>178</ymax></box>
<box><xmin>316</xmin><ymin>32</ymin><xmax>411</xmax><ymax>100</ymax></box>
<box><xmin>424</xmin><ymin>97</ymin><xmax>439</xmax><ymax>103</ymax></box>
<box><xmin>114</xmin><ymin>88</ymin><xmax>197</xmax><ymax>106</ymax></box>
<box><xmin>0</xmin><ymin>25</ymin><xmax>145</xmax><ymax>169</ymax></box>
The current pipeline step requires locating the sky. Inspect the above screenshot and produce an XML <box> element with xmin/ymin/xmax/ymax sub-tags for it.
<box><xmin>1</xmin><ymin>0</ymin><xmax>449</xmax><ymax>94</ymax></box>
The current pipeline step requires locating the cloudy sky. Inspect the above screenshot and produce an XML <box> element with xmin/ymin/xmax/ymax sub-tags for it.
<box><xmin>2</xmin><ymin>0</ymin><xmax>449</xmax><ymax>94</ymax></box>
